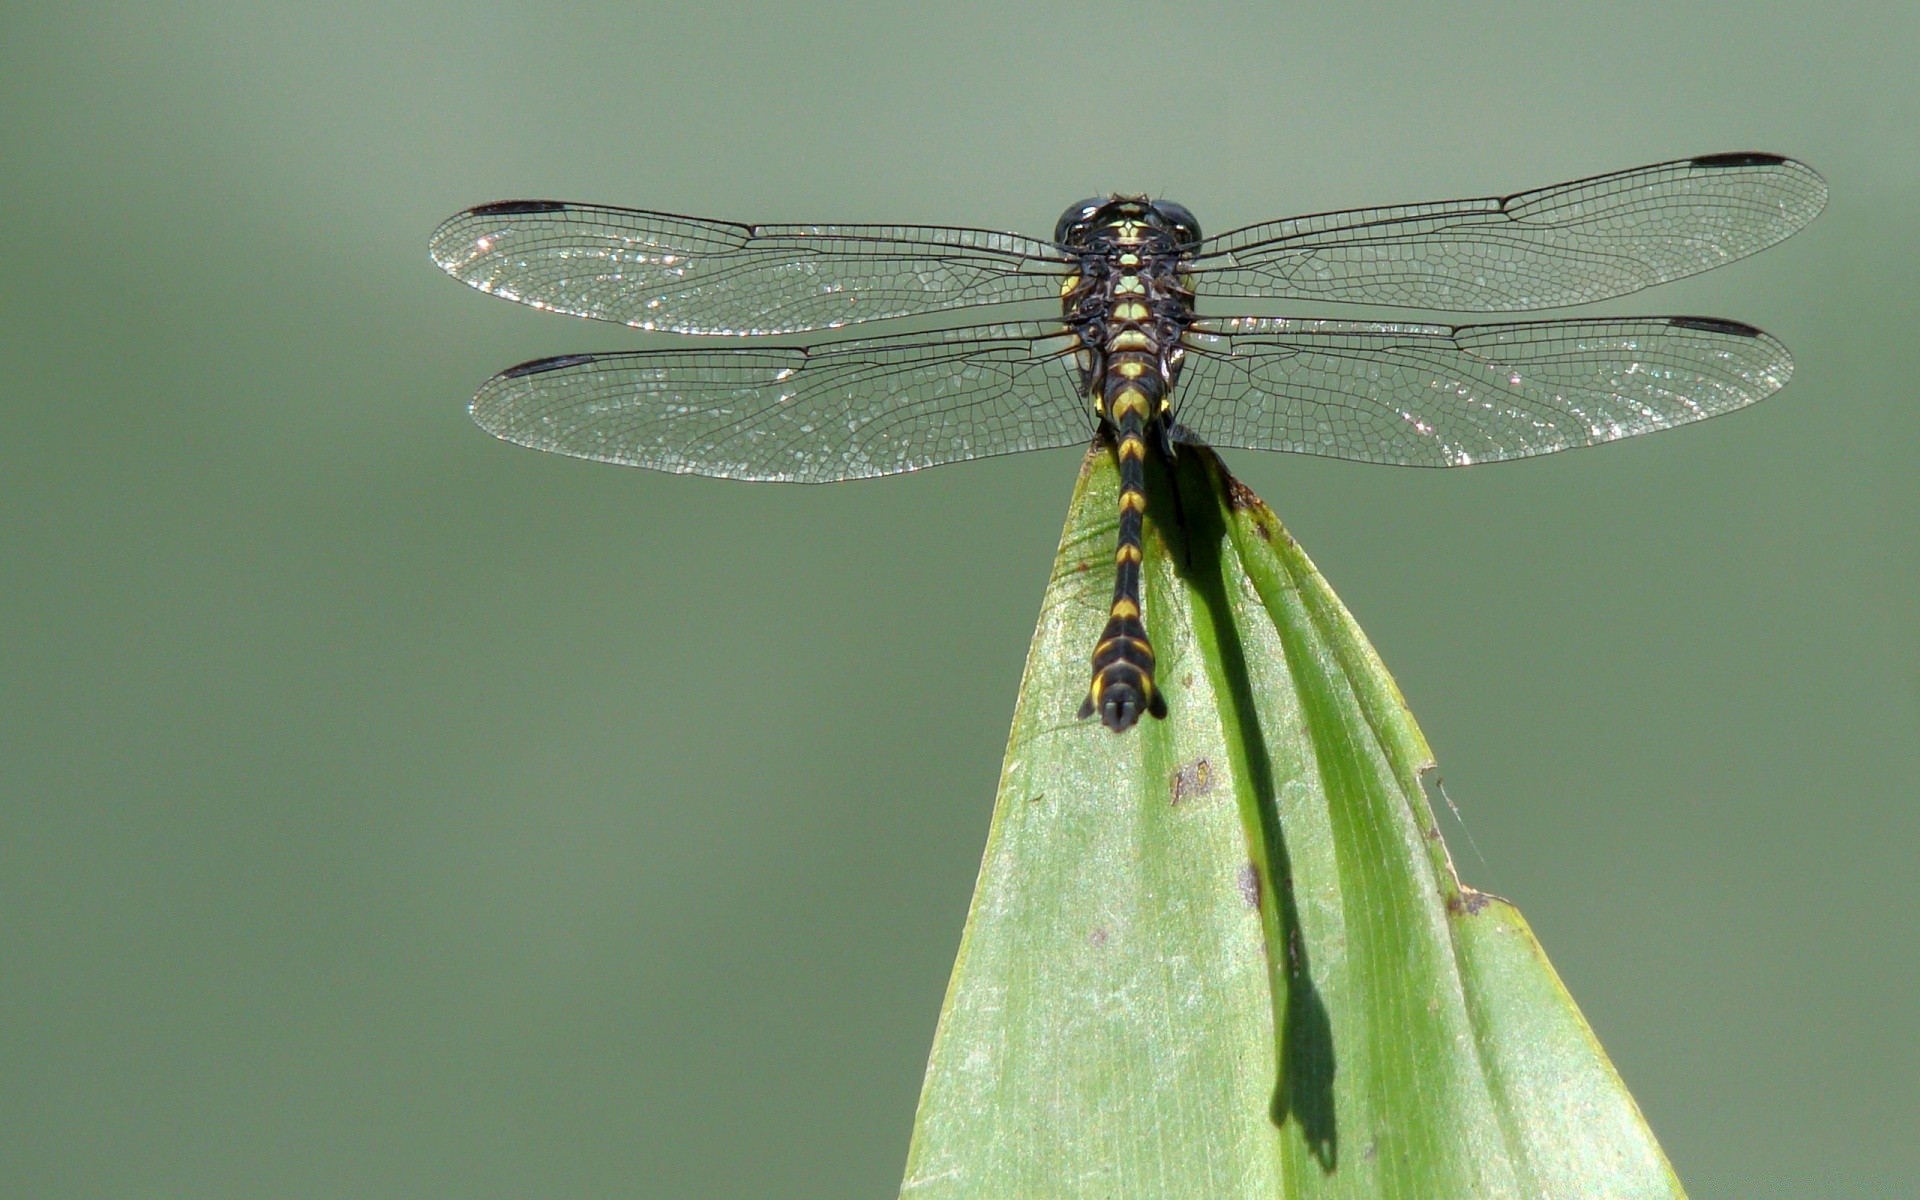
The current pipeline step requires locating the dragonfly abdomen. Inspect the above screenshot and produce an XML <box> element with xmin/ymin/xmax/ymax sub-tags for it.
<box><xmin>1078</xmin><ymin>300</ymin><xmax>1186</xmax><ymax>732</ymax></box>
<box><xmin>1078</xmin><ymin>373</ymin><xmax>1171</xmax><ymax>732</ymax></box>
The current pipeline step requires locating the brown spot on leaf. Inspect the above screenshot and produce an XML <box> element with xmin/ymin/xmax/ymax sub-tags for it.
<box><xmin>1238</xmin><ymin>862</ymin><xmax>1262</xmax><ymax>911</ymax></box>
<box><xmin>1169</xmin><ymin>758</ymin><xmax>1214</xmax><ymax>805</ymax></box>
<box><xmin>1224</xmin><ymin>477</ymin><xmax>1283</xmax><ymax>542</ymax></box>
<box><xmin>1446</xmin><ymin>887</ymin><xmax>1493</xmax><ymax>916</ymax></box>
<box><xmin>1087</xmin><ymin>925</ymin><xmax>1109</xmax><ymax>948</ymax></box>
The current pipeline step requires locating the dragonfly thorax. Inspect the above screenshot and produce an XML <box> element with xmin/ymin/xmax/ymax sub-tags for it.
<box><xmin>1058</xmin><ymin>200</ymin><xmax>1200</xmax><ymax>419</ymax></box>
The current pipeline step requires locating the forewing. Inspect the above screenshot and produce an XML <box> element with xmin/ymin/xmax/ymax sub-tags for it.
<box><xmin>431</xmin><ymin>202</ymin><xmax>1072</xmax><ymax>334</ymax></box>
<box><xmin>1192</xmin><ymin>154</ymin><xmax>1826</xmax><ymax>310</ymax></box>
<box><xmin>1172</xmin><ymin>316</ymin><xmax>1792</xmax><ymax>467</ymax></box>
<box><xmin>469</xmin><ymin>323</ymin><xmax>1092</xmax><ymax>482</ymax></box>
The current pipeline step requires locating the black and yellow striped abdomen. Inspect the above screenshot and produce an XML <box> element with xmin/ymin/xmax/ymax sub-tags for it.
<box><xmin>1056</xmin><ymin>197</ymin><xmax>1199</xmax><ymax>732</ymax></box>
<box><xmin>1077</xmin><ymin>370</ymin><xmax>1170</xmax><ymax>731</ymax></box>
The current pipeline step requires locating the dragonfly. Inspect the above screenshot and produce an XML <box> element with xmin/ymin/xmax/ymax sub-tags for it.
<box><xmin>431</xmin><ymin>152</ymin><xmax>1825</xmax><ymax>732</ymax></box>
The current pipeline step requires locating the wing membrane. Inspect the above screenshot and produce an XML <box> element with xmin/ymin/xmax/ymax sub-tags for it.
<box><xmin>469</xmin><ymin>323</ymin><xmax>1091</xmax><ymax>482</ymax></box>
<box><xmin>1191</xmin><ymin>155</ymin><xmax>1826</xmax><ymax>311</ymax></box>
<box><xmin>431</xmin><ymin>202</ymin><xmax>1072</xmax><ymax>335</ymax></box>
<box><xmin>1172</xmin><ymin>315</ymin><xmax>1791</xmax><ymax>467</ymax></box>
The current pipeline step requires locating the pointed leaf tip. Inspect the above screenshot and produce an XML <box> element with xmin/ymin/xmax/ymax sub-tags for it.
<box><xmin>901</xmin><ymin>445</ymin><xmax>1684</xmax><ymax>1200</ymax></box>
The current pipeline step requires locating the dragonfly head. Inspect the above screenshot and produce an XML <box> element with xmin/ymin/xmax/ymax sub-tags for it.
<box><xmin>1054</xmin><ymin>195</ymin><xmax>1202</xmax><ymax>253</ymax></box>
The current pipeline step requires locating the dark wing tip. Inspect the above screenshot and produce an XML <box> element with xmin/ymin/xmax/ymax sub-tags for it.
<box><xmin>429</xmin><ymin>202</ymin><xmax>573</xmax><ymax>270</ymax></box>
<box><xmin>499</xmin><ymin>353</ymin><xmax>597</xmax><ymax>379</ymax></box>
<box><xmin>1689</xmin><ymin>152</ymin><xmax>1790</xmax><ymax>169</ymax></box>
<box><xmin>1668</xmin><ymin>316</ymin><xmax>1765</xmax><ymax>337</ymax></box>
<box><xmin>465</xmin><ymin>199</ymin><xmax>571</xmax><ymax>217</ymax></box>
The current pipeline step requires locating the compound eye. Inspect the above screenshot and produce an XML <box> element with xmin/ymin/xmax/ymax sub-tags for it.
<box><xmin>1150</xmin><ymin>199</ymin><xmax>1202</xmax><ymax>246</ymax></box>
<box><xmin>1055</xmin><ymin>197</ymin><xmax>1107</xmax><ymax>245</ymax></box>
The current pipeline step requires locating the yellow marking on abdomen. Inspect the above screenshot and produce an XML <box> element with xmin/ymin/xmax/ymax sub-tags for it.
<box><xmin>1119</xmin><ymin>488</ymin><xmax>1146</xmax><ymax>512</ymax></box>
<box><xmin>1114</xmin><ymin>301</ymin><xmax>1149</xmax><ymax>322</ymax></box>
<box><xmin>1110</xmin><ymin>388</ymin><xmax>1149</xmax><ymax>419</ymax></box>
<box><xmin>1116</xmin><ymin>542</ymin><xmax>1142</xmax><ymax>564</ymax></box>
<box><xmin>1109</xmin><ymin>598</ymin><xmax>1139</xmax><ymax>619</ymax></box>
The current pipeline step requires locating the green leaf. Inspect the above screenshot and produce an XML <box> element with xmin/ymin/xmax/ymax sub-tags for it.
<box><xmin>898</xmin><ymin>445</ymin><xmax>1685</xmax><ymax>1200</ymax></box>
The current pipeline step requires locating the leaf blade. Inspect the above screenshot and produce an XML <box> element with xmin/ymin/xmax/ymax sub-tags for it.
<box><xmin>899</xmin><ymin>444</ymin><xmax>1685</xmax><ymax>1200</ymax></box>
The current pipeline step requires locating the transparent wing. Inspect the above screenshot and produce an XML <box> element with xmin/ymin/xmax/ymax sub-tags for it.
<box><xmin>1190</xmin><ymin>154</ymin><xmax>1826</xmax><ymax>311</ymax></box>
<box><xmin>430</xmin><ymin>202</ymin><xmax>1073</xmax><ymax>335</ymax></box>
<box><xmin>1171</xmin><ymin>315</ymin><xmax>1792</xmax><ymax>467</ymax></box>
<box><xmin>468</xmin><ymin>322</ymin><xmax>1092</xmax><ymax>482</ymax></box>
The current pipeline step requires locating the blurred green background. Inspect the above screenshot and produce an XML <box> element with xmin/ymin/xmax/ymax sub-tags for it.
<box><xmin>2</xmin><ymin>1</ymin><xmax>1913</xmax><ymax>1196</ymax></box>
